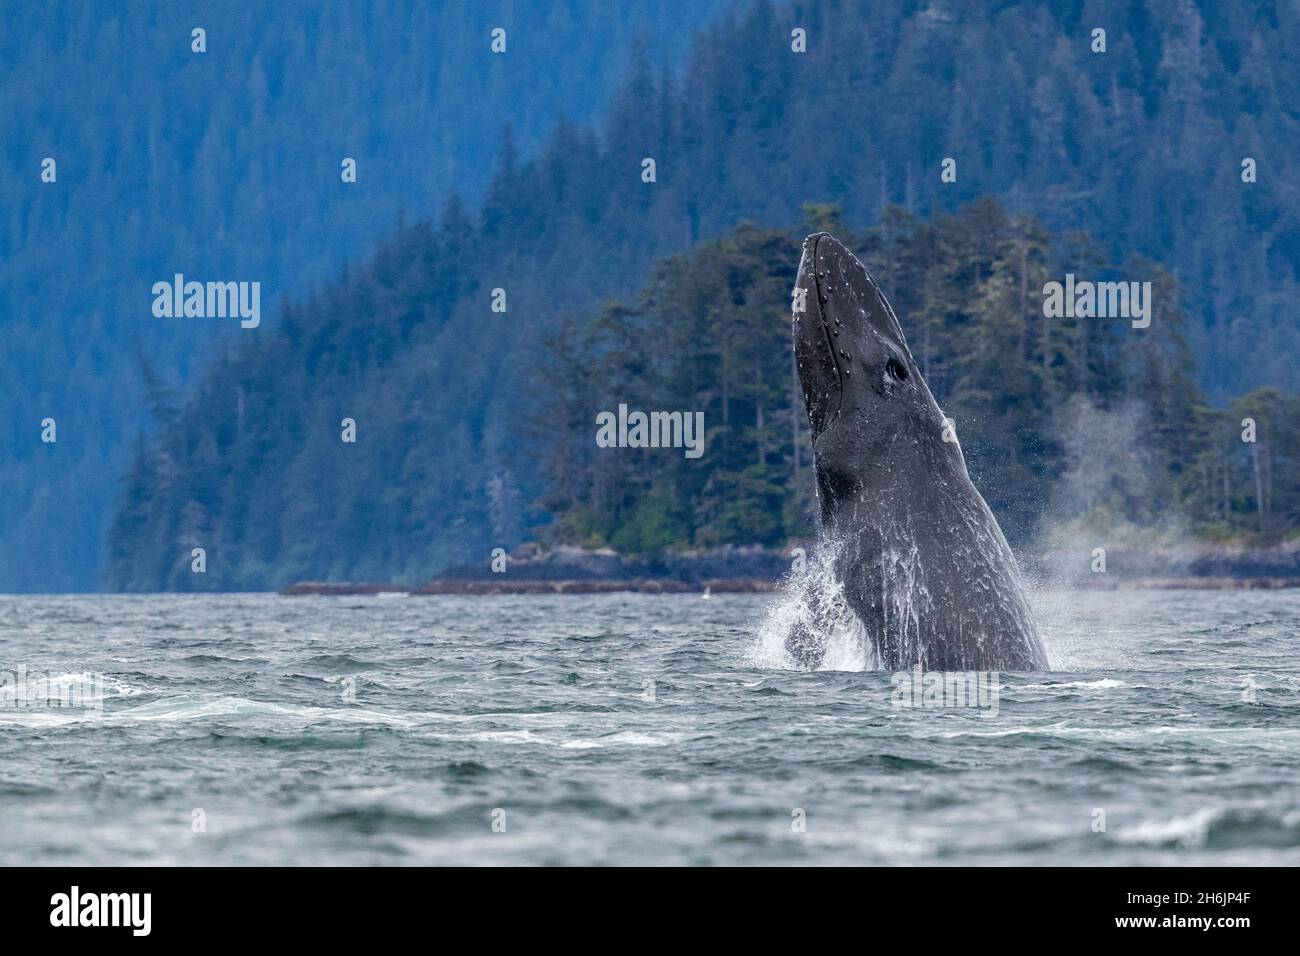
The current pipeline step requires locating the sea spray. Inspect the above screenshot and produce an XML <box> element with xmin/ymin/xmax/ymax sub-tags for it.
<box><xmin>751</xmin><ymin>538</ymin><xmax>876</xmax><ymax>671</ymax></box>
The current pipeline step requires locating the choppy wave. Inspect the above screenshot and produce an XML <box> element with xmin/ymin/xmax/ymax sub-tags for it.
<box><xmin>1116</xmin><ymin>807</ymin><xmax>1300</xmax><ymax>849</ymax></box>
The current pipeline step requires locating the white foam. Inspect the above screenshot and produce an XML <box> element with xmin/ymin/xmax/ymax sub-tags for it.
<box><xmin>1115</xmin><ymin>808</ymin><xmax>1219</xmax><ymax>848</ymax></box>
<box><xmin>749</xmin><ymin>540</ymin><xmax>873</xmax><ymax>672</ymax></box>
<box><xmin>1019</xmin><ymin>678</ymin><xmax>1125</xmax><ymax>690</ymax></box>
<box><xmin>0</xmin><ymin>671</ymin><xmax>137</xmax><ymax>702</ymax></box>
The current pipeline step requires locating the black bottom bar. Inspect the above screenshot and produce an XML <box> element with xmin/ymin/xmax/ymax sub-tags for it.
<box><xmin>1</xmin><ymin>867</ymin><xmax>1282</xmax><ymax>941</ymax></box>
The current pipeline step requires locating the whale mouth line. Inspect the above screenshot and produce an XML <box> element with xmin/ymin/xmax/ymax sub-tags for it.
<box><xmin>808</xmin><ymin>233</ymin><xmax>846</xmax><ymax>429</ymax></box>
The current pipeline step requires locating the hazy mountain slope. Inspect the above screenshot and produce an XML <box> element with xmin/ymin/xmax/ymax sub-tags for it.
<box><xmin>0</xmin><ymin>0</ymin><xmax>732</xmax><ymax>591</ymax></box>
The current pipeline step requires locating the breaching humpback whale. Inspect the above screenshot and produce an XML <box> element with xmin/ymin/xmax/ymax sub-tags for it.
<box><xmin>788</xmin><ymin>233</ymin><xmax>1048</xmax><ymax>671</ymax></box>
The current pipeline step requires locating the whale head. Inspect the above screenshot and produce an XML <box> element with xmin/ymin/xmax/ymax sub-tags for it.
<box><xmin>793</xmin><ymin>232</ymin><xmax>964</xmax><ymax>525</ymax></box>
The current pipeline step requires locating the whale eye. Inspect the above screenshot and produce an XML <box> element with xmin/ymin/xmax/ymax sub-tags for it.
<box><xmin>886</xmin><ymin>357</ymin><xmax>909</xmax><ymax>382</ymax></box>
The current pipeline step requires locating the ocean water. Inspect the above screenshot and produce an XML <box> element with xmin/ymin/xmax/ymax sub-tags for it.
<box><xmin>1</xmin><ymin>589</ymin><xmax>1297</xmax><ymax>866</ymax></box>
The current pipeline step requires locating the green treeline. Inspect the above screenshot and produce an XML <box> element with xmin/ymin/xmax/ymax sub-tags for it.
<box><xmin>531</xmin><ymin>203</ymin><xmax>1300</xmax><ymax>554</ymax></box>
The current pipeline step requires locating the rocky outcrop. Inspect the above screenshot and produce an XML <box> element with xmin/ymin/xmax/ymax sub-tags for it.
<box><xmin>434</xmin><ymin>543</ymin><xmax>799</xmax><ymax>584</ymax></box>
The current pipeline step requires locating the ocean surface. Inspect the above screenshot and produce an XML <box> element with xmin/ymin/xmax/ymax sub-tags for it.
<box><xmin>1</xmin><ymin>589</ymin><xmax>1298</xmax><ymax>866</ymax></box>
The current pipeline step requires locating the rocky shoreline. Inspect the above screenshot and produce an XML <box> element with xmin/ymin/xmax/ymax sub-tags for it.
<box><xmin>278</xmin><ymin>541</ymin><xmax>1300</xmax><ymax>596</ymax></box>
<box><xmin>279</xmin><ymin>576</ymin><xmax>1300</xmax><ymax>596</ymax></box>
<box><xmin>280</xmin><ymin>578</ymin><xmax>780</xmax><ymax>596</ymax></box>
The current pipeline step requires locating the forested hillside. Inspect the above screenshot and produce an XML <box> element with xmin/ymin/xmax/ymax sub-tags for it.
<box><xmin>21</xmin><ymin>0</ymin><xmax>1298</xmax><ymax>590</ymax></box>
<box><xmin>0</xmin><ymin>0</ymin><xmax>730</xmax><ymax>590</ymax></box>
<box><xmin>106</xmin><ymin>197</ymin><xmax>1300</xmax><ymax>590</ymax></box>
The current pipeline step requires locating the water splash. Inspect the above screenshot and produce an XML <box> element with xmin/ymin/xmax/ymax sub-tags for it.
<box><xmin>749</xmin><ymin>540</ymin><xmax>876</xmax><ymax>672</ymax></box>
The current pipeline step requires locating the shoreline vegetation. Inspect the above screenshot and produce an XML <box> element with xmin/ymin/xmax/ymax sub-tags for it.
<box><xmin>279</xmin><ymin>542</ymin><xmax>1300</xmax><ymax>595</ymax></box>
